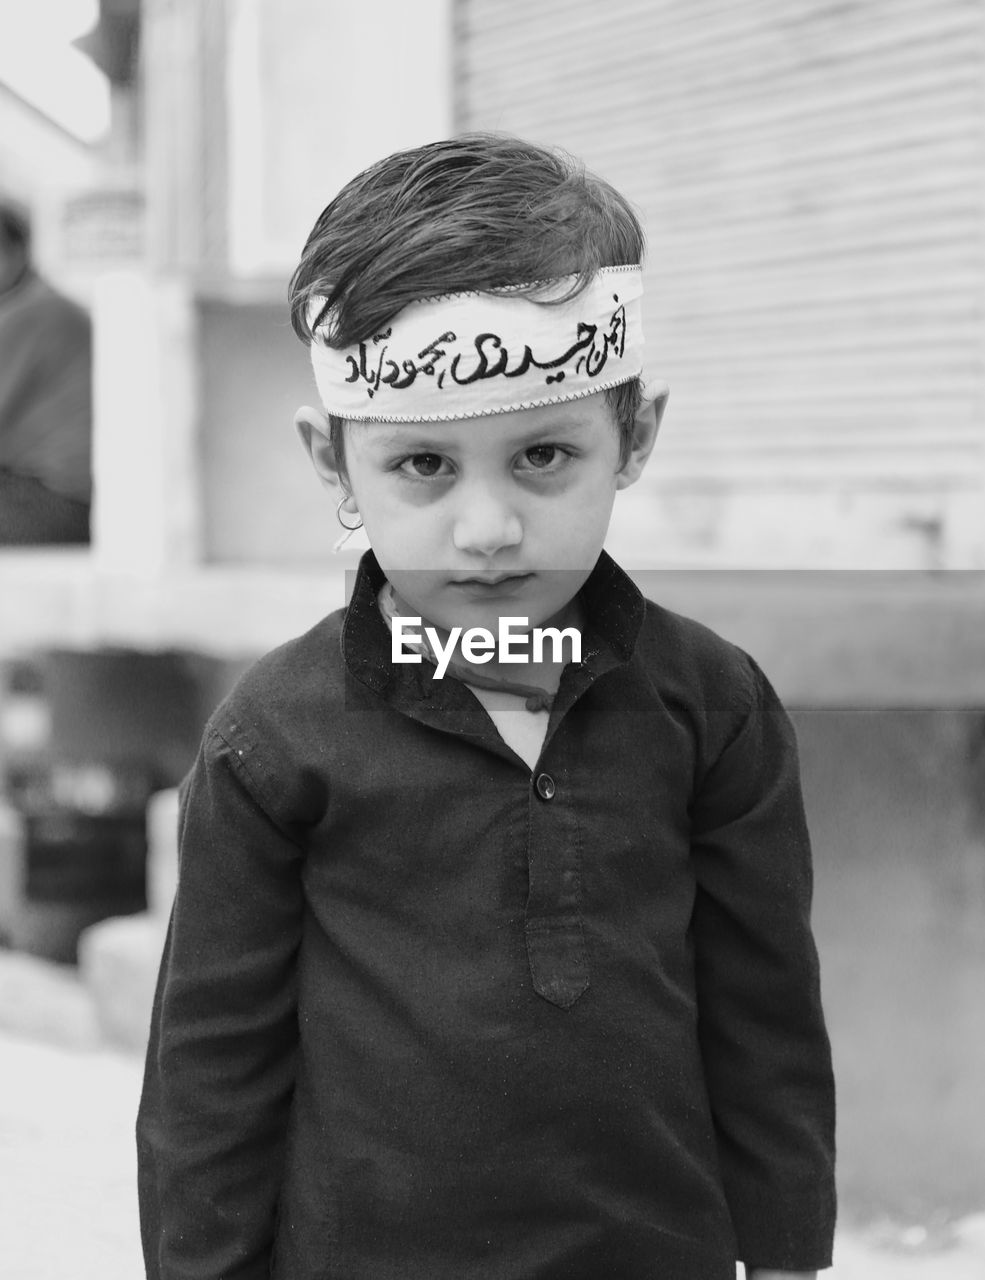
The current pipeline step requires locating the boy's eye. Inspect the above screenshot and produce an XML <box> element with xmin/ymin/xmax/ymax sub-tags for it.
<box><xmin>521</xmin><ymin>445</ymin><xmax>562</xmax><ymax>470</ymax></box>
<box><xmin>401</xmin><ymin>453</ymin><xmax>447</xmax><ymax>478</ymax></box>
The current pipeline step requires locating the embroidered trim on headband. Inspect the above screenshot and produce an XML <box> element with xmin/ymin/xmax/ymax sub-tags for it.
<box><xmin>307</xmin><ymin>265</ymin><xmax>644</xmax><ymax>422</ymax></box>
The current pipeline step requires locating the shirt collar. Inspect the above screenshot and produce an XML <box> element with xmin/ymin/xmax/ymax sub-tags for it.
<box><xmin>341</xmin><ymin>548</ymin><xmax>645</xmax><ymax>699</ymax></box>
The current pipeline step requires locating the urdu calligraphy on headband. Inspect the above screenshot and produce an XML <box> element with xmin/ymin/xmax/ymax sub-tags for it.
<box><xmin>306</xmin><ymin>266</ymin><xmax>645</xmax><ymax>421</ymax></box>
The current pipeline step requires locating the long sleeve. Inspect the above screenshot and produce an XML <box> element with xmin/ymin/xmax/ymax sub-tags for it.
<box><xmin>137</xmin><ymin>722</ymin><xmax>305</xmax><ymax>1280</ymax></box>
<box><xmin>0</xmin><ymin>468</ymin><xmax>90</xmax><ymax>544</ymax></box>
<box><xmin>690</xmin><ymin>656</ymin><xmax>836</xmax><ymax>1271</ymax></box>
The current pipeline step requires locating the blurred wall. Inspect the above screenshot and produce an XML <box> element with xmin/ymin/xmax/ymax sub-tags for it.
<box><xmin>226</xmin><ymin>0</ymin><xmax>454</xmax><ymax>276</ymax></box>
<box><xmin>144</xmin><ymin>0</ymin><xmax>454</xmax><ymax>278</ymax></box>
<box><xmin>197</xmin><ymin>299</ymin><xmax>330</xmax><ymax>563</ymax></box>
<box><xmin>798</xmin><ymin>709</ymin><xmax>985</xmax><ymax>1222</ymax></box>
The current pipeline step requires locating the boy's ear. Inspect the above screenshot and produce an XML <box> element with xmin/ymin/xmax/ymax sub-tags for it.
<box><xmin>616</xmin><ymin>379</ymin><xmax>669</xmax><ymax>490</ymax></box>
<box><xmin>294</xmin><ymin>405</ymin><xmax>343</xmax><ymax>490</ymax></box>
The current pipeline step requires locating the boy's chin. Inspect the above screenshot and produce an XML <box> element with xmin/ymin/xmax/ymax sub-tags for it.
<box><xmin>387</xmin><ymin>567</ymin><xmax>594</xmax><ymax>635</ymax></box>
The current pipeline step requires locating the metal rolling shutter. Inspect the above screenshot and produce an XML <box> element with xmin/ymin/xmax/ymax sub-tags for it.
<box><xmin>456</xmin><ymin>0</ymin><xmax>985</xmax><ymax>560</ymax></box>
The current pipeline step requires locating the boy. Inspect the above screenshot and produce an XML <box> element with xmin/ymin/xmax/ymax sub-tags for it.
<box><xmin>137</xmin><ymin>135</ymin><xmax>835</xmax><ymax>1280</ymax></box>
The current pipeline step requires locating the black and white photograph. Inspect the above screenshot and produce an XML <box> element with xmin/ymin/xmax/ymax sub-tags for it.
<box><xmin>1</xmin><ymin>2</ymin><xmax>983</xmax><ymax>1277</ymax></box>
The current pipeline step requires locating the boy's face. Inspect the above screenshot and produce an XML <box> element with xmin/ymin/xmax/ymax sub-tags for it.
<box><xmin>298</xmin><ymin>392</ymin><xmax>658</xmax><ymax>635</ymax></box>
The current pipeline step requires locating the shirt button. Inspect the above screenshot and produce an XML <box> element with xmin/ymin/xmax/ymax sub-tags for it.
<box><xmin>534</xmin><ymin>772</ymin><xmax>556</xmax><ymax>801</ymax></box>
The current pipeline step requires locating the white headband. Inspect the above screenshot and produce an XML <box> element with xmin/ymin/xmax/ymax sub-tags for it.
<box><xmin>307</xmin><ymin>265</ymin><xmax>644</xmax><ymax>421</ymax></box>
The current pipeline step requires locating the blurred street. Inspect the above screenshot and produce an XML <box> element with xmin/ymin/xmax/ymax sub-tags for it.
<box><xmin>1</xmin><ymin>1031</ymin><xmax>143</xmax><ymax>1279</ymax></box>
<box><xmin>1</xmin><ymin>954</ymin><xmax>984</xmax><ymax>1280</ymax></box>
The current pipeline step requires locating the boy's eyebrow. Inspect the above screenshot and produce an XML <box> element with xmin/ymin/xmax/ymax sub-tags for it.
<box><xmin>366</xmin><ymin>417</ymin><xmax>597</xmax><ymax>451</ymax></box>
<box><xmin>522</xmin><ymin>416</ymin><xmax>595</xmax><ymax>434</ymax></box>
<box><xmin>505</xmin><ymin>417</ymin><xmax>599</xmax><ymax>445</ymax></box>
<box><xmin>363</xmin><ymin>430</ymin><xmax>450</xmax><ymax>452</ymax></box>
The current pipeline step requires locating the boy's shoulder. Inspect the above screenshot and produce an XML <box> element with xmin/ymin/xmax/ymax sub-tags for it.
<box><xmin>209</xmin><ymin>605</ymin><xmax>349</xmax><ymax>741</ymax></box>
<box><xmin>189</xmin><ymin>609</ymin><xmax>348</xmax><ymax>828</ymax></box>
<box><xmin>638</xmin><ymin>594</ymin><xmax>756</xmax><ymax>681</ymax></box>
<box><xmin>634</xmin><ymin>594</ymin><xmax>764</xmax><ymax>742</ymax></box>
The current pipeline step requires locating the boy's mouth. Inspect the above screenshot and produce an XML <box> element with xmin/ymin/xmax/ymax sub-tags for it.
<box><xmin>451</xmin><ymin>572</ymin><xmax>531</xmax><ymax>585</ymax></box>
<box><xmin>448</xmin><ymin>572</ymin><xmax>533</xmax><ymax>595</ymax></box>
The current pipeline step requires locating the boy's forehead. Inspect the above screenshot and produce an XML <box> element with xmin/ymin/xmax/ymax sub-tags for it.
<box><xmin>347</xmin><ymin>398</ymin><xmax>615</xmax><ymax>447</ymax></box>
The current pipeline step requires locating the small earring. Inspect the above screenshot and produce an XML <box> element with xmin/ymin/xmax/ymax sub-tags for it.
<box><xmin>336</xmin><ymin>495</ymin><xmax>363</xmax><ymax>531</ymax></box>
<box><xmin>333</xmin><ymin>494</ymin><xmax>363</xmax><ymax>553</ymax></box>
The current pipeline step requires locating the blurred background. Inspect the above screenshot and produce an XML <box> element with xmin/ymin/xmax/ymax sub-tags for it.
<box><xmin>0</xmin><ymin>1</ymin><xmax>983</xmax><ymax>1276</ymax></box>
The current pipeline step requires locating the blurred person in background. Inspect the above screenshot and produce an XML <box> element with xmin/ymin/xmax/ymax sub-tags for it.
<box><xmin>0</xmin><ymin>198</ymin><xmax>92</xmax><ymax>545</ymax></box>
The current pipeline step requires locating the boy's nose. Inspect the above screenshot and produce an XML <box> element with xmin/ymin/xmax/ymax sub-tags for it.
<box><xmin>451</xmin><ymin>490</ymin><xmax>523</xmax><ymax>556</ymax></box>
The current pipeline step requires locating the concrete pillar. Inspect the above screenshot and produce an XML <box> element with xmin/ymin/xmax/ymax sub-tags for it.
<box><xmin>90</xmin><ymin>272</ymin><xmax>202</xmax><ymax>571</ymax></box>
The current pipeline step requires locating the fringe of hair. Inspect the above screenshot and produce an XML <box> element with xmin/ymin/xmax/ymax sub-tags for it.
<box><xmin>288</xmin><ymin>133</ymin><xmax>645</xmax><ymax>351</ymax></box>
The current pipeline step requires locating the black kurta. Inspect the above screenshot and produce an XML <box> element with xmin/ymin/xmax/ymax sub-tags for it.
<box><xmin>137</xmin><ymin>551</ymin><xmax>836</xmax><ymax>1279</ymax></box>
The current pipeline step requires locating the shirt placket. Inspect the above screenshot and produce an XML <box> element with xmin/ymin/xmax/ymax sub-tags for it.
<box><xmin>524</xmin><ymin>766</ymin><xmax>589</xmax><ymax>1009</ymax></box>
<box><xmin>342</xmin><ymin>551</ymin><xmax>644</xmax><ymax>1013</ymax></box>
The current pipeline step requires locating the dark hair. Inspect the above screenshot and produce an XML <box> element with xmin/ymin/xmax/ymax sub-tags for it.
<box><xmin>288</xmin><ymin>133</ymin><xmax>645</xmax><ymax>469</ymax></box>
<box><xmin>0</xmin><ymin>200</ymin><xmax>31</xmax><ymax>254</ymax></box>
